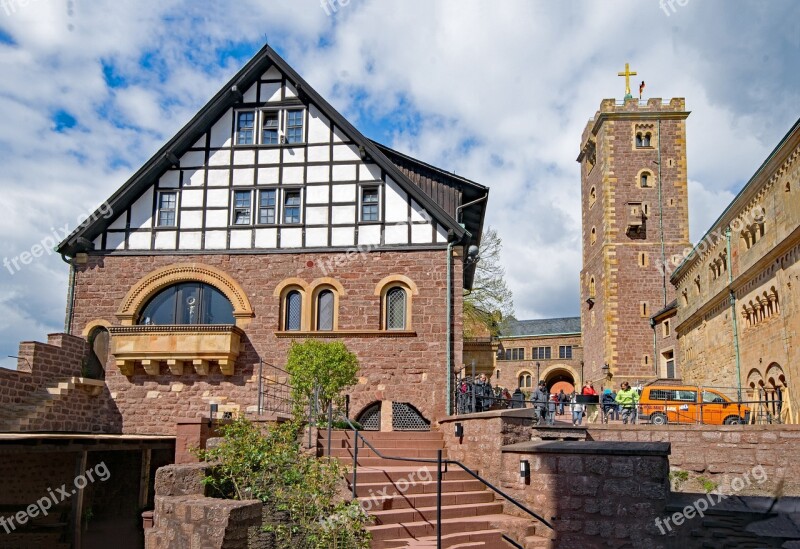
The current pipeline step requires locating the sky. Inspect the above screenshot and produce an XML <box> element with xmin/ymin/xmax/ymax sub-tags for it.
<box><xmin>0</xmin><ymin>0</ymin><xmax>798</xmax><ymax>366</ymax></box>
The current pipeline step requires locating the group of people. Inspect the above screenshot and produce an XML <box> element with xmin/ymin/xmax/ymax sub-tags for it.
<box><xmin>530</xmin><ymin>380</ymin><xmax>641</xmax><ymax>426</ymax></box>
<box><xmin>458</xmin><ymin>372</ymin><xmax>643</xmax><ymax>426</ymax></box>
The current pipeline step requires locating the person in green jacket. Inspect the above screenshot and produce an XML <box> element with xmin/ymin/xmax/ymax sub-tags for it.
<box><xmin>615</xmin><ymin>382</ymin><xmax>640</xmax><ymax>424</ymax></box>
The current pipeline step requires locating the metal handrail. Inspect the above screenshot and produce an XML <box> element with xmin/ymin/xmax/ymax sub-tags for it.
<box><xmin>334</xmin><ymin>414</ymin><xmax>553</xmax><ymax>549</ymax></box>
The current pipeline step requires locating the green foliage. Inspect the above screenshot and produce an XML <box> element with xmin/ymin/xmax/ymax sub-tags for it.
<box><xmin>698</xmin><ymin>476</ymin><xmax>719</xmax><ymax>493</ymax></box>
<box><xmin>285</xmin><ymin>340</ymin><xmax>360</xmax><ymax>418</ymax></box>
<box><xmin>669</xmin><ymin>469</ymin><xmax>689</xmax><ymax>490</ymax></box>
<box><xmin>463</xmin><ymin>227</ymin><xmax>515</xmax><ymax>337</ymax></box>
<box><xmin>199</xmin><ymin>419</ymin><xmax>371</xmax><ymax>548</ymax></box>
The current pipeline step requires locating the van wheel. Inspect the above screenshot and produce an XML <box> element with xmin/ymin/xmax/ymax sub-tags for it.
<box><xmin>650</xmin><ymin>413</ymin><xmax>668</xmax><ymax>425</ymax></box>
<box><xmin>724</xmin><ymin>416</ymin><xmax>743</xmax><ymax>425</ymax></box>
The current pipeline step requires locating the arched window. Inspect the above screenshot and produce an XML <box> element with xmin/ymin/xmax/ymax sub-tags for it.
<box><xmin>589</xmin><ymin>186</ymin><xmax>597</xmax><ymax>206</ymax></box>
<box><xmin>640</xmin><ymin>172</ymin><xmax>651</xmax><ymax>188</ymax></box>
<box><xmin>590</xmin><ymin>227</ymin><xmax>597</xmax><ymax>245</ymax></box>
<box><xmin>589</xmin><ymin>277</ymin><xmax>596</xmax><ymax>299</ymax></box>
<box><xmin>636</xmin><ymin>133</ymin><xmax>644</xmax><ymax>148</ymax></box>
<box><xmin>518</xmin><ymin>372</ymin><xmax>533</xmax><ymax>389</ymax></box>
<box><xmin>139</xmin><ymin>283</ymin><xmax>234</xmax><ymax>325</ymax></box>
<box><xmin>385</xmin><ymin>287</ymin><xmax>408</xmax><ymax>330</ymax></box>
<box><xmin>643</xmin><ymin>132</ymin><xmax>652</xmax><ymax>147</ymax></box>
<box><xmin>316</xmin><ymin>290</ymin><xmax>335</xmax><ymax>331</ymax></box>
<box><xmin>284</xmin><ymin>290</ymin><xmax>303</xmax><ymax>331</ymax></box>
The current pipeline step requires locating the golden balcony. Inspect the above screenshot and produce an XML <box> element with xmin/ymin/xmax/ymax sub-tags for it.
<box><xmin>108</xmin><ymin>325</ymin><xmax>244</xmax><ymax>376</ymax></box>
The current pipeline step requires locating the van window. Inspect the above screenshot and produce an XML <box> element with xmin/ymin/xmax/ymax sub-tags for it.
<box><xmin>649</xmin><ymin>389</ymin><xmax>697</xmax><ymax>402</ymax></box>
<box><xmin>702</xmin><ymin>391</ymin><xmax>726</xmax><ymax>404</ymax></box>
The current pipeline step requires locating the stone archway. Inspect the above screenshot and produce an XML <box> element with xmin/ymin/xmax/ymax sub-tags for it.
<box><xmin>541</xmin><ymin>364</ymin><xmax>578</xmax><ymax>395</ymax></box>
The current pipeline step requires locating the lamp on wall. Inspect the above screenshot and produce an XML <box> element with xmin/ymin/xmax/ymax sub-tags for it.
<box><xmin>602</xmin><ymin>363</ymin><xmax>611</xmax><ymax>377</ymax></box>
<box><xmin>519</xmin><ymin>459</ymin><xmax>530</xmax><ymax>479</ymax></box>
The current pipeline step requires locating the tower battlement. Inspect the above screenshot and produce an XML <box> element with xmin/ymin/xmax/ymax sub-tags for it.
<box><xmin>581</xmin><ymin>98</ymin><xmax>689</xmax><ymax>146</ymax></box>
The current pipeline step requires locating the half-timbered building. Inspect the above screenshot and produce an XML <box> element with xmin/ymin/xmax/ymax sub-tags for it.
<box><xmin>56</xmin><ymin>45</ymin><xmax>488</xmax><ymax>434</ymax></box>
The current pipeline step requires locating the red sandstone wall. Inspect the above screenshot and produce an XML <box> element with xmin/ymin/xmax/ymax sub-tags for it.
<box><xmin>71</xmin><ymin>250</ymin><xmax>461</xmax><ymax>435</ymax></box>
<box><xmin>587</xmin><ymin>424</ymin><xmax>800</xmax><ymax>496</ymax></box>
<box><xmin>0</xmin><ymin>334</ymin><xmax>120</xmax><ymax>433</ymax></box>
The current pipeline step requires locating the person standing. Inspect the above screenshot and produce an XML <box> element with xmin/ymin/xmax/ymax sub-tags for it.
<box><xmin>570</xmin><ymin>392</ymin><xmax>584</xmax><ymax>426</ymax></box>
<box><xmin>475</xmin><ymin>374</ymin><xmax>493</xmax><ymax>412</ymax></box>
<box><xmin>601</xmin><ymin>389</ymin><xmax>616</xmax><ymax>423</ymax></box>
<box><xmin>558</xmin><ymin>389</ymin><xmax>566</xmax><ymax>416</ymax></box>
<box><xmin>582</xmin><ymin>382</ymin><xmax>599</xmax><ymax>423</ymax></box>
<box><xmin>615</xmin><ymin>382</ymin><xmax>640</xmax><ymax>424</ymax></box>
<box><xmin>531</xmin><ymin>381</ymin><xmax>550</xmax><ymax>426</ymax></box>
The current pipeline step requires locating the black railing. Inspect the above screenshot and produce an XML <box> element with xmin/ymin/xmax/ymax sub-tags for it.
<box><xmin>257</xmin><ymin>360</ymin><xmax>294</xmax><ymax>416</ymax></box>
<box><xmin>334</xmin><ymin>413</ymin><xmax>553</xmax><ymax>548</ymax></box>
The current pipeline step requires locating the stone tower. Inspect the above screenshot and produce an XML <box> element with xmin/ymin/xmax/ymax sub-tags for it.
<box><xmin>577</xmin><ymin>97</ymin><xmax>691</xmax><ymax>386</ymax></box>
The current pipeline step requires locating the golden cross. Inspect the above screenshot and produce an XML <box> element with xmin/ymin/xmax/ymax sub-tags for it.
<box><xmin>617</xmin><ymin>62</ymin><xmax>638</xmax><ymax>98</ymax></box>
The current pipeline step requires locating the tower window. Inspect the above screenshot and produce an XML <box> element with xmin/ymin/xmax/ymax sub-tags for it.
<box><xmin>640</xmin><ymin>172</ymin><xmax>652</xmax><ymax>188</ymax></box>
<box><xmin>641</xmin><ymin>302</ymin><xmax>648</xmax><ymax>317</ymax></box>
<box><xmin>639</xmin><ymin>252</ymin><xmax>648</xmax><ymax>267</ymax></box>
<box><xmin>589</xmin><ymin>186</ymin><xmax>597</xmax><ymax>206</ymax></box>
<box><xmin>590</xmin><ymin>227</ymin><xmax>597</xmax><ymax>245</ymax></box>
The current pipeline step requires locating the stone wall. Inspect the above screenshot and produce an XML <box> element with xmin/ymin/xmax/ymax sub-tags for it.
<box><xmin>501</xmin><ymin>441</ymin><xmax>671</xmax><ymax>548</ymax></box>
<box><xmin>145</xmin><ymin>463</ymin><xmax>262</xmax><ymax>549</ymax></box>
<box><xmin>71</xmin><ymin>250</ymin><xmax>462</xmax><ymax>435</ymax></box>
<box><xmin>580</xmin><ymin>98</ymin><xmax>691</xmax><ymax>387</ymax></box>
<box><xmin>587</xmin><ymin>424</ymin><xmax>800</xmax><ymax>496</ymax></box>
<box><xmin>672</xmin><ymin>122</ymin><xmax>800</xmax><ymax>420</ymax></box>
<box><xmin>0</xmin><ymin>333</ymin><xmax>120</xmax><ymax>433</ymax></box>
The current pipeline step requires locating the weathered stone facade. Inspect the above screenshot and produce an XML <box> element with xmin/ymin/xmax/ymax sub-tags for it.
<box><xmin>672</xmin><ymin>118</ymin><xmax>800</xmax><ymax>421</ymax></box>
<box><xmin>578</xmin><ymin>98</ymin><xmax>691</xmax><ymax>388</ymax></box>
<box><xmin>71</xmin><ymin>250</ymin><xmax>462</xmax><ymax>435</ymax></box>
<box><xmin>496</xmin><ymin>333</ymin><xmax>583</xmax><ymax>394</ymax></box>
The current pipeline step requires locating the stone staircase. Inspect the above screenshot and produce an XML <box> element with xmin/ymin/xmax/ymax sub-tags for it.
<box><xmin>0</xmin><ymin>377</ymin><xmax>86</xmax><ymax>431</ymax></box>
<box><xmin>321</xmin><ymin>431</ymin><xmax>554</xmax><ymax>548</ymax></box>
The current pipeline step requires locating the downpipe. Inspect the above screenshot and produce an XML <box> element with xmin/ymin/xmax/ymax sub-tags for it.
<box><xmin>726</xmin><ymin>228</ymin><xmax>743</xmax><ymax>401</ymax></box>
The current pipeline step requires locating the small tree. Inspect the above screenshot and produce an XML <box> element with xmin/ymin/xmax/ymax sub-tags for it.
<box><xmin>285</xmin><ymin>340</ymin><xmax>359</xmax><ymax>418</ymax></box>
<box><xmin>464</xmin><ymin>227</ymin><xmax>515</xmax><ymax>337</ymax></box>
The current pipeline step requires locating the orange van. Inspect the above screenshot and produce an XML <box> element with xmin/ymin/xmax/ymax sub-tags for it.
<box><xmin>638</xmin><ymin>385</ymin><xmax>751</xmax><ymax>425</ymax></box>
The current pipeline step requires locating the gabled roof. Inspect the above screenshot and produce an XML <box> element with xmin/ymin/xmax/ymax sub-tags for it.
<box><xmin>57</xmin><ymin>44</ymin><xmax>481</xmax><ymax>258</ymax></box>
<box><xmin>499</xmin><ymin>317</ymin><xmax>582</xmax><ymax>338</ymax></box>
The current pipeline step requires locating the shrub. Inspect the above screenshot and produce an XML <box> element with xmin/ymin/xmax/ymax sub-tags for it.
<box><xmin>199</xmin><ymin>419</ymin><xmax>371</xmax><ymax>549</ymax></box>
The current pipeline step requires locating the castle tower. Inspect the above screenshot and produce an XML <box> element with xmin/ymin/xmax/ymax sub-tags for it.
<box><xmin>577</xmin><ymin>90</ymin><xmax>691</xmax><ymax>387</ymax></box>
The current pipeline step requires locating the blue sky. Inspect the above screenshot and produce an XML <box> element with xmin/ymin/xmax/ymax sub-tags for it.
<box><xmin>0</xmin><ymin>0</ymin><xmax>798</xmax><ymax>366</ymax></box>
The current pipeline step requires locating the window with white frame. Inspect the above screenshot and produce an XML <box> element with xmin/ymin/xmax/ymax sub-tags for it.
<box><xmin>283</xmin><ymin>190</ymin><xmax>301</xmax><ymax>224</ymax></box>
<box><xmin>361</xmin><ymin>187</ymin><xmax>380</xmax><ymax>221</ymax></box>
<box><xmin>236</xmin><ymin>111</ymin><xmax>255</xmax><ymax>145</ymax></box>
<box><xmin>258</xmin><ymin>189</ymin><xmax>277</xmax><ymax>225</ymax></box>
<box><xmin>286</xmin><ymin>109</ymin><xmax>304</xmax><ymax>144</ymax></box>
<box><xmin>261</xmin><ymin>111</ymin><xmax>279</xmax><ymax>145</ymax></box>
<box><xmin>157</xmin><ymin>192</ymin><xmax>177</xmax><ymax>227</ymax></box>
<box><xmin>233</xmin><ymin>191</ymin><xmax>252</xmax><ymax>225</ymax></box>
<box><xmin>235</xmin><ymin>108</ymin><xmax>306</xmax><ymax>146</ymax></box>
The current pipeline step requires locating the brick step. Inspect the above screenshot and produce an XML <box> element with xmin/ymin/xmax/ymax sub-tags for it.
<box><xmin>368</xmin><ymin>516</ymin><xmax>499</xmax><ymax>541</ymax></box>
<box><xmin>523</xmin><ymin>535</ymin><xmax>556</xmax><ymax>549</ymax></box>
<box><xmin>347</xmin><ymin>467</ymin><xmax>473</xmax><ymax>484</ymax></box>
<box><xmin>354</xmin><ymin>479</ymin><xmax>487</xmax><ymax>498</ymax></box>
<box><xmin>370</xmin><ymin>502</ymin><xmax>505</xmax><ymax>525</ymax></box>
<box><xmin>362</xmin><ymin>490</ymin><xmax>495</xmax><ymax>510</ymax></box>
<box><xmin>374</xmin><ymin>528</ymin><xmax>506</xmax><ymax>548</ymax></box>
<box><xmin>323</xmin><ymin>436</ymin><xmax>445</xmax><ymax>449</ymax></box>
<box><xmin>346</xmin><ymin>456</ymin><xmax>450</xmax><ymax>468</ymax></box>
<box><xmin>326</xmin><ymin>447</ymin><xmax>446</xmax><ymax>459</ymax></box>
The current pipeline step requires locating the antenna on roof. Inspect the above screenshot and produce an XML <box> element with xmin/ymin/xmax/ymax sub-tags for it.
<box><xmin>264</xmin><ymin>34</ymin><xmax>269</xmax><ymax>46</ymax></box>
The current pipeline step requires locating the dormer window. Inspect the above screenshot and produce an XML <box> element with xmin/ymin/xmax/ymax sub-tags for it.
<box><xmin>361</xmin><ymin>187</ymin><xmax>380</xmax><ymax>222</ymax></box>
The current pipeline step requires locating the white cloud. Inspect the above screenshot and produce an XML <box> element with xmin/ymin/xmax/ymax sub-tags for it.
<box><xmin>0</xmin><ymin>0</ymin><xmax>798</xmax><ymax>359</ymax></box>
